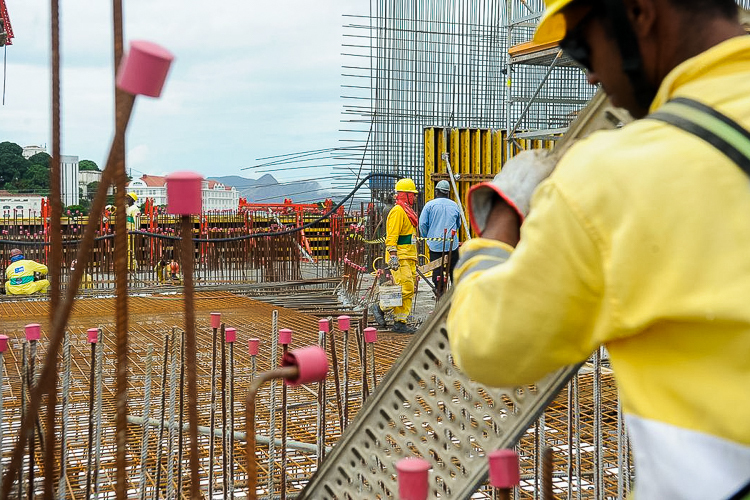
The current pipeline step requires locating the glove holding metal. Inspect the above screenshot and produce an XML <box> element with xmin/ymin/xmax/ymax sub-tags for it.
<box><xmin>388</xmin><ymin>254</ymin><xmax>400</xmax><ymax>270</ymax></box>
<box><xmin>468</xmin><ymin>149</ymin><xmax>556</xmax><ymax>235</ymax></box>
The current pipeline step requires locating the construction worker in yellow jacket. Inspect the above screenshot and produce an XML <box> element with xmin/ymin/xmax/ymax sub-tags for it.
<box><xmin>125</xmin><ymin>192</ymin><xmax>140</xmax><ymax>271</ymax></box>
<box><xmin>371</xmin><ymin>178</ymin><xmax>419</xmax><ymax>334</ymax></box>
<box><xmin>5</xmin><ymin>248</ymin><xmax>49</xmax><ymax>295</ymax></box>
<box><xmin>448</xmin><ymin>1</ymin><xmax>750</xmax><ymax>498</ymax></box>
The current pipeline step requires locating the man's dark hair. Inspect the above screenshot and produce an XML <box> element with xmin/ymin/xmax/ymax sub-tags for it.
<box><xmin>435</xmin><ymin>189</ymin><xmax>449</xmax><ymax>198</ymax></box>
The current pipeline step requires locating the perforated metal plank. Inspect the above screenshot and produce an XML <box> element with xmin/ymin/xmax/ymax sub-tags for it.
<box><xmin>299</xmin><ymin>291</ymin><xmax>580</xmax><ymax>499</ymax></box>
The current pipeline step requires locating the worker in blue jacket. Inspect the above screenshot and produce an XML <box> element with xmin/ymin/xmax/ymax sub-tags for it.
<box><xmin>418</xmin><ymin>180</ymin><xmax>462</xmax><ymax>295</ymax></box>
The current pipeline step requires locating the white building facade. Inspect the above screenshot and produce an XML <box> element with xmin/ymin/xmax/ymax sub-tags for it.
<box><xmin>0</xmin><ymin>191</ymin><xmax>44</xmax><ymax>217</ymax></box>
<box><xmin>127</xmin><ymin>175</ymin><xmax>239</xmax><ymax>212</ymax></box>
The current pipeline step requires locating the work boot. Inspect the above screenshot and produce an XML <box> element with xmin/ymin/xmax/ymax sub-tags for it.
<box><xmin>370</xmin><ymin>303</ymin><xmax>386</xmax><ymax>328</ymax></box>
<box><xmin>392</xmin><ymin>321</ymin><xmax>417</xmax><ymax>334</ymax></box>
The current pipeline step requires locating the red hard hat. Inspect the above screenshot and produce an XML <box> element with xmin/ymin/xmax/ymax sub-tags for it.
<box><xmin>10</xmin><ymin>248</ymin><xmax>22</xmax><ymax>258</ymax></box>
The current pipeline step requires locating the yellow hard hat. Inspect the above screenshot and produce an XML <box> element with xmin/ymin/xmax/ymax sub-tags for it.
<box><xmin>534</xmin><ymin>0</ymin><xmax>576</xmax><ymax>44</ymax></box>
<box><xmin>395</xmin><ymin>178</ymin><xmax>418</xmax><ymax>193</ymax></box>
<box><xmin>127</xmin><ymin>192</ymin><xmax>138</xmax><ymax>202</ymax></box>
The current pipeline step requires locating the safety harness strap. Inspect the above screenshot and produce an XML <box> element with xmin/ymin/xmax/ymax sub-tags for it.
<box><xmin>649</xmin><ymin>97</ymin><xmax>750</xmax><ymax>177</ymax></box>
<box><xmin>10</xmin><ymin>276</ymin><xmax>34</xmax><ymax>286</ymax></box>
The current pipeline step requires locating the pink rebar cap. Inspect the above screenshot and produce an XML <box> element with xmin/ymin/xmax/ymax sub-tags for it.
<box><xmin>488</xmin><ymin>449</ymin><xmax>520</xmax><ymax>489</ymax></box>
<box><xmin>166</xmin><ymin>171</ymin><xmax>203</xmax><ymax>215</ymax></box>
<box><xmin>210</xmin><ymin>312</ymin><xmax>221</xmax><ymax>329</ymax></box>
<box><xmin>318</xmin><ymin>318</ymin><xmax>330</xmax><ymax>333</ymax></box>
<box><xmin>25</xmin><ymin>323</ymin><xmax>41</xmax><ymax>342</ymax></box>
<box><xmin>0</xmin><ymin>335</ymin><xmax>9</xmax><ymax>353</ymax></box>
<box><xmin>225</xmin><ymin>327</ymin><xmax>236</xmax><ymax>343</ymax></box>
<box><xmin>116</xmin><ymin>40</ymin><xmax>174</xmax><ymax>97</ymax></box>
<box><xmin>248</xmin><ymin>338</ymin><xmax>260</xmax><ymax>356</ymax></box>
<box><xmin>281</xmin><ymin>345</ymin><xmax>328</xmax><ymax>387</ymax></box>
<box><xmin>87</xmin><ymin>328</ymin><xmax>99</xmax><ymax>344</ymax></box>
<box><xmin>364</xmin><ymin>327</ymin><xmax>377</xmax><ymax>344</ymax></box>
<box><xmin>278</xmin><ymin>328</ymin><xmax>292</xmax><ymax>346</ymax></box>
<box><xmin>337</xmin><ymin>315</ymin><xmax>350</xmax><ymax>331</ymax></box>
<box><xmin>396</xmin><ymin>457</ymin><xmax>431</xmax><ymax>500</ymax></box>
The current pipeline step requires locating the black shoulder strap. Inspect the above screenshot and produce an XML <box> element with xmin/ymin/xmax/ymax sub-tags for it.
<box><xmin>648</xmin><ymin>97</ymin><xmax>750</xmax><ymax>177</ymax></box>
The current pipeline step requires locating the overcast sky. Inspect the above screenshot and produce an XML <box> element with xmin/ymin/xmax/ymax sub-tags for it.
<box><xmin>0</xmin><ymin>0</ymin><xmax>363</xmax><ymax>187</ymax></box>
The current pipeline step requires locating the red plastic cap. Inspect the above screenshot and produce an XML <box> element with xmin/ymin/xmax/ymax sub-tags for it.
<box><xmin>364</xmin><ymin>327</ymin><xmax>378</xmax><ymax>344</ymax></box>
<box><xmin>318</xmin><ymin>318</ymin><xmax>330</xmax><ymax>333</ymax></box>
<box><xmin>278</xmin><ymin>328</ymin><xmax>292</xmax><ymax>346</ymax></box>
<box><xmin>281</xmin><ymin>346</ymin><xmax>328</xmax><ymax>386</ymax></box>
<box><xmin>488</xmin><ymin>449</ymin><xmax>520</xmax><ymax>488</ymax></box>
<box><xmin>248</xmin><ymin>338</ymin><xmax>260</xmax><ymax>356</ymax></box>
<box><xmin>87</xmin><ymin>328</ymin><xmax>99</xmax><ymax>344</ymax></box>
<box><xmin>116</xmin><ymin>40</ymin><xmax>174</xmax><ymax>97</ymax></box>
<box><xmin>225</xmin><ymin>327</ymin><xmax>236</xmax><ymax>343</ymax></box>
<box><xmin>0</xmin><ymin>335</ymin><xmax>9</xmax><ymax>353</ymax></box>
<box><xmin>210</xmin><ymin>312</ymin><xmax>221</xmax><ymax>329</ymax></box>
<box><xmin>25</xmin><ymin>323</ymin><xmax>41</xmax><ymax>342</ymax></box>
<box><xmin>396</xmin><ymin>457</ymin><xmax>431</xmax><ymax>500</ymax></box>
<box><xmin>166</xmin><ymin>171</ymin><xmax>203</xmax><ymax>215</ymax></box>
<box><xmin>337</xmin><ymin>315</ymin><xmax>350</xmax><ymax>331</ymax></box>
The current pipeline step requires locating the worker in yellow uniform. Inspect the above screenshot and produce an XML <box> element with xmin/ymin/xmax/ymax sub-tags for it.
<box><xmin>448</xmin><ymin>0</ymin><xmax>750</xmax><ymax>498</ymax></box>
<box><xmin>371</xmin><ymin>178</ymin><xmax>419</xmax><ymax>334</ymax></box>
<box><xmin>5</xmin><ymin>248</ymin><xmax>49</xmax><ymax>295</ymax></box>
<box><xmin>125</xmin><ymin>192</ymin><xmax>140</xmax><ymax>271</ymax></box>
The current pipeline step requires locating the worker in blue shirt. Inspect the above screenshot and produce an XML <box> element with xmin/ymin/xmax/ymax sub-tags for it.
<box><xmin>418</xmin><ymin>180</ymin><xmax>462</xmax><ymax>295</ymax></box>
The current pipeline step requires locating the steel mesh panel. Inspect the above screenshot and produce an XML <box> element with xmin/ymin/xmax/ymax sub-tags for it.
<box><xmin>300</xmin><ymin>292</ymin><xmax>579</xmax><ymax>499</ymax></box>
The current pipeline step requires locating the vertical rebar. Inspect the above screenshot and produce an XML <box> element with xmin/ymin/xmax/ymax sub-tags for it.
<box><xmin>593</xmin><ymin>348</ymin><xmax>603</xmax><ymax>498</ymax></box>
<box><xmin>0</xmin><ymin>340</ymin><xmax>6</xmax><ymax>500</ymax></box>
<box><xmin>94</xmin><ymin>328</ymin><xmax>104</xmax><ymax>498</ymax></box>
<box><xmin>154</xmin><ymin>333</ymin><xmax>170</xmax><ymax>500</ymax></box>
<box><xmin>280</xmin><ymin>342</ymin><xmax>288</xmax><ymax>500</ymax></box>
<box><xmin>166</xmin><ymin>327</ymin><xmax>179</xmax><ymax>500</ymax></box>
<box><xmin>228</xmin><ymin>339</ymin><xmax>235</xmax><ymax>499</ymax></box>
<box><xmin>177</xmin><ymin>331</ymin><xmax>186</xmax><ymax>496</ymax></box>
<box><xmin>209</xmin><ymin>322</ymin><xmax>219</xmax><ymax>499</ymax></box>
<box><xmin>181</xmin><ymin>214</ymin><xmax>201</xmax><ymax>500</ymax></box>
<box><xmin>58</xmin><ymin>333</ymin><xmax>70</xmax><ymax>500</ymax></box>
<box><xmin>139</xmin><ymin>345</ymin><xmax>154</xmax><ymax>499</ymax></box>
<box><xmin>27</xmin><ymin>338</ymin><xmax>37</xmax><ymax>500</ymax></box>
<box><xmin>317</xmin><ymin>329</ymin><xmax>327</xmax><ymax>465</ymax></box>
<box><xmin>85</xmin><ymin>339</ymin><xmax>97</xmax><ymax>500</ymax></box>
<box><xmin>19</xmin><ymin>341</ymin><xmax>25</xmax><ymax>500</ymax></box>
<box><xmin>342</xmin><ymin>325</ymin><xmax>350</xmax><ymax>428</ymax></box>
<box><xmin>221</xmin><ymin>323</ymin><xmax>228</xmax><ymax>499</ymax></box>
<box><xmin>267</xmin><ymin>310</ymin><xmax>278</xmax><ymax>498</ymax></box>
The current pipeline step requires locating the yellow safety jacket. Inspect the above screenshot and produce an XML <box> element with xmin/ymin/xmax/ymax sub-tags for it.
<box><xmin>385</xmin><ymin>204</ymin><xmax>417</xmax><ymax>262</ymax></box>
<box><xmin>5</xmin><ymin>259</ymin><xmax>48</xmax><ymax>295</ymax></box>
<box><xmin>126</xmin><ymin>205</ymin><xmax>140</xmax><ymax>231</ymax></box>
<box><xmin>448</xmin><ymin>36</ymin><xmax>750</xmax><ymax>499</ymax></box>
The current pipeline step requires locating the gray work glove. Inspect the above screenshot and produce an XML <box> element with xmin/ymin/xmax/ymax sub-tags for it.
<box><xmin>468</xmin><ymin>149</ymin><xmax>556</xmax><ymax>235</ymax></box>
<box><xmin>388</xmin><ymin>254</ymin><xmax>400</xmax><ymax>270</ymax></box>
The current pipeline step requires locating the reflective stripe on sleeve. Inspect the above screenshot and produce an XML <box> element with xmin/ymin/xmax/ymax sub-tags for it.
<box><xmin>454</xmin><ymin>245</ymin><xmax>511</xmax><ymax>282</ymax></box>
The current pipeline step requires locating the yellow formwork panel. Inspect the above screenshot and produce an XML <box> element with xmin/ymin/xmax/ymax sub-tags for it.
<box><xmin>424</xmin><ymin>127</ymin><xmax>557</xmax><ymax>239</ymax></box>
<box><xmin>424</xmin><ymin>127</ymin><xmax>435</xmax><ymax>202</ymax></box>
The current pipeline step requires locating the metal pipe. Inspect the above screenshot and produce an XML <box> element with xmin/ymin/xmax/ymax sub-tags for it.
<box><xmin>139</xmin><ymin>345</ymin><xmax>153</xmax><ymax>500</ymax></box>
<box><xmin>245</xmin><ymin>366</ymin><xmax>299</xmax><ymax>500</ymax></box>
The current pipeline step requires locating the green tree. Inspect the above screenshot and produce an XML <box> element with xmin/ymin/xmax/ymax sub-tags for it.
<box><xmin>23</xmin><ymin>164</ymin><xmax>51</xmax><ymax>191</ymax></box>
<box><xmin>0</xmin><ymin>141</ymin><xmax>23</xmax><ymax>156</ymax></box>
<box><xmin>28</xmin><ymin>152</ymin><xmax>51</xmax><ymax>169</ymax></box>
<box><xmin>0</xmin><ymin>151</ymin><xmax>30</xmax><ymax>190</ymax></box>
<box><xmin>79</xmin><ymin>159</ymin><xmax>100</xmax><ymax>171</ymax></box>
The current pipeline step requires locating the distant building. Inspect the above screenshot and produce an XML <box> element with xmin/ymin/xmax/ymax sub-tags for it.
<box><xmin>19</xmin><ymin>146</ymin><xmax>80</xmax><ymax>206</ymax></box>
<box><xmin>0</xmin><ymin>191</ymin><xmax>44</xmax><ymax>217</ymax></box>
<box><xmin>22</xmin><ymin>145</ymin><xmax>46</xmax><ymax>159</ymax></box>
<box><xmin>60</xmin><ymin>155</ymin><xmax>79</xmax><ymax>206</ymax></box>
<box><xmin>127</xmin><ymin>175</ymin><xmax>239</xmax><ymax>212</ymax></box>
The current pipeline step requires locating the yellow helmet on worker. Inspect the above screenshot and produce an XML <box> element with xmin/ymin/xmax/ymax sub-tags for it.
<box><xmin>127</xmin><ymin>192</ymin><xmax>138</xmax><ymax>202</ymax></box>
<box><xmin>534</xmin><ymin>0</ymin><xmax>577</xmax><ymax>44</ymax></box>
<box><xmin>395</xmin><ymin>178</ymin><xmax>418</xmax><ymax>194</ymax></box>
